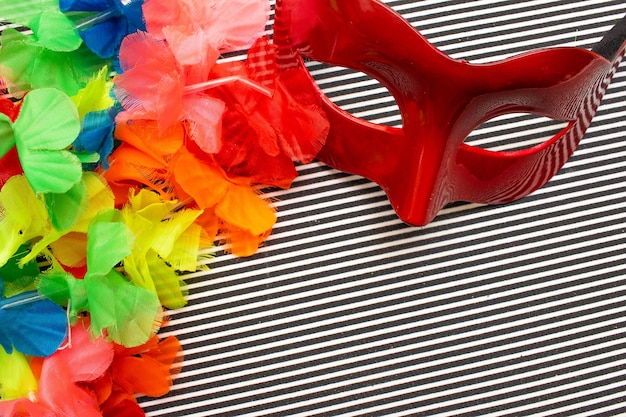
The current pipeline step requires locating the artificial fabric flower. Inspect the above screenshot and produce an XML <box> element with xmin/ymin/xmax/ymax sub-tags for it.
<box><xmin>103</xmin><ymin>119</ymin><xmax>185</xmax><ymax>202</ymax></box>
<box><xmin>0</xmin><ymin>4</ymin><xmax>82</xmax><ymax>53</ymax></box>
<box><xmin>114</xmin><ymin>31</ymin><xmax>228</xmax><ymax>154</ymax></box>
<box><xmin>0</xmin><ymin>346</ymin><xmax>38</xmax><ymax>401</ymax></box>
<box><xmin>0</xmin><ymin>175</ymin><xmax>49</xmax><ymax>269</ymax></box>
<box><xmin>91</xmin><ymin>333</ymin><xmax>182</xmax><ymax>416</ymax></box>
<box><xmin>0</xmin><ymin>85</ymin><xmax>119</xmax><ymax>232</ymax></box>
<box><xmin>171</xmin><ymin>147</ymin><xmax>277</xmax><ymax>256</ymax></box>
<box><xmin>0</xmin><ymin>281</ymin><xmax>68</xmax><ymax>358</ymax></box>
<box><xmin>119</xmin><ymin>189</ymin><xmax>200</xmax><ymax>309</ymax></box>
<box><xmin>104</xmin><ymin>119</ymin><xmax>277</xmax><ymax>256</ymax></box>
<box><xmin>142</xmin><ymin>0</ymin><xmax>268</xmax><ymax>78</ymax></box>
<box><xmin>110</xmin><ymin>33</ymin><xmax>330</xmax><ymax>255</ymax></box>
<box><xmin>37</xmin><ymin>210</ymin><xmax>163</xmax><ymax>348</ymax></box>
<box><xmin>60</xmin><ymin>0</ymin><xmax>146</xmax><ymax>59</ymax></box>
<box><xmin>28</xmin><ymin>7</ymin><xmax>83</xmax><ymax>52</ymax></box>
<box><xmin>0</xmin><ymin>27</ymin><xmax>103</xmax><ymax>97</ymax></box>
<box><xmin>0</xmin><ymin>318</ymin><xmax>115</xmax><ymax>417</ymax></box>
<box><xmin>13</xmin><ymin>171</ymin><xmax>117</xmax><ymax>271</ymax></box>
<box><xmin>0</xmin><ymin>88</ymin><xmax>83</xmax><ymax>193</ymax></box>
<box><xmin>212</xmin><ymin>36</ymin><xmax>330</xmax><ymax>180</ymax></box>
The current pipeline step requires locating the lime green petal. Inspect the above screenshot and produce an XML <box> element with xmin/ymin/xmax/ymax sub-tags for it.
<box><xmin>14</xmin><ymin>88</ymin><xmax>80</xmax><ymax>150</ymax></box>
<box><xmin>86</xmin><ymin>270</ymin><xmax>161</xmax><ymax>347</ymax></box>
<box><xmin>84</xmin><ymin>273</ymin><xmax>116</xmax><ymax>338</ymax></box>
<box><xmin>75</xmin><ymin>151</ymin><xmax>100</xmax><ymax>164</ymax></box>
<box><xmin>27</xmin><ymin>46</ymin><xmax>104</xmax><ymax>96</ymax></box>
<box><xmin>0</xmin><ymin>346</ymin><xmax>38</xmax><ymax>400</ymax></box>
<box><xmin>0</xmin><ymin>0</ymin><xmax>59</xmax><ymax>27</ymax></box>
<box><xmin>0</xmin><ymin>27</ymin><xmax>32</xmax><ymax>46</ymax></box>
<box><xmin>86</xmin><ymin>217</ymin><xmax>134</xmax><ymax>277</ymax></box>
<box><xmin>0</xmin><ymin>29</ymin><xmax>39</xmax><ymax>96</ymax></box>
<box><xmin>0</xmin><ymin>246</ymin><xmax>40</xmax><ymax>298</ymax></box>
<box><xmin>20</xmin><ymin>148</ymin><xmax>83</xmax><ymax>194</ymax></box>
<box><xmin>29</xmin><ymin>9</ymin><xmax>82</xmax><ymax>52</ymax></box>
<box><xmin>44</xmin><ymin>177</ymin><xmax>88</xmax><ymax>231</ymax></box>
<box><xmin>0</xmin><ymin>114</ymin><xmax>16</xmax><ymax>159</ymax></box>
<box><xmin>72</xmin><ymin>66</ymin><xmax>114</xmax><ymax>119</ymax></box>
<box><xmin>0</xmin><ymin>30</ymin><xmax>104</xmax><ymax>96</ymax></box>
<box><xmin>65</xmin><ymin>45</ymin><xmax>110</xmax><ymax>95</ymax></box>
<box><xmin>37</xmin><ymin>271</ymin><xmax>71</xmax><ymax>305</ymax></box>
<box><xmin>30</xmin><ymin>51</ymin><xmax>83</xmax><ymax>95</ymax></box>
<box><xmin>13</xmin><ymin>88</ymin><xmax>82</xmax><ymax>194</ymax></box>
<box><xmin>37</xmin><ymin>270</ymin><xmax>88</xmax><ymax>321</ymax></box>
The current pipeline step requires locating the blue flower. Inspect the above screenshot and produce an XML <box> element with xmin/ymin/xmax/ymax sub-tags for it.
<box><xmin>60</xmin><ymin>0</ymin><xmax>146</xmax><ymax>59</ymax></box>
<box><xmin>73</xmin><ymin>106</ymin><xmax>118</xmax><ymax>170</ymax></box>
<box><xmin>0</xmin><ymin>280</ymin><xmax>68</xmax><ymax>358</ymax></box>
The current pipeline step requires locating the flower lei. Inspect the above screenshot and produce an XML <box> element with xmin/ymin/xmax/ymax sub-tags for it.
<box><xmin>0</xmin><ymin>0</ymin><xmax>329</xmax><ymax>415</ymax></box>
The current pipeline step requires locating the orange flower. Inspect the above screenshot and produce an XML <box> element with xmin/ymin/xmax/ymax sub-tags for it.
<box><xmin>87</xmin><ymin>334</ymin><xmax>183</xmax><ymax>417</ymax></box>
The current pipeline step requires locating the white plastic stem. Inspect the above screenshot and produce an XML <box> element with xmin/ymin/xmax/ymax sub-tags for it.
<box><xmin>183</xmin><ymin>76</ymin><xmax>273</xmax><ymax>98</ymax></box>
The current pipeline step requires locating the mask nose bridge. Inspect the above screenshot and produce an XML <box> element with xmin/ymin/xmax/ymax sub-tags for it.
<box><xmin>317</xmin><ymin>61</ymin><xmax>476</xmax><ymax>226</ymax></box>
<box><xmin>390</xmin><ymin>74</ymin><xmax>477</xmax><ymax>226</ymax></box>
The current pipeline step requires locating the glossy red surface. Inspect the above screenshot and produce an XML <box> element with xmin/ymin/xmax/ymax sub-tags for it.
<box><xmin>275</xmin><ymin>0</ymin><xmax>625</xmax><ymax>225</ymax></box>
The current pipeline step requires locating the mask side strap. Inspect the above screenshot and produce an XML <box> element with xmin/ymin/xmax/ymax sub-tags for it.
<box><xmin>592</xmin><ymin>14</ymin><xmax>626</xmax><ymax>62</ymax></box>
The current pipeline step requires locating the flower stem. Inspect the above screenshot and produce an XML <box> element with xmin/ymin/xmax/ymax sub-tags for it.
<box><xmin>0</xmin><ymin>293</ymin><xmax>44</xmax><ymax>310</ymax></box>
<box><xmin>75</xmin><ymin>8</ymin><xmax>118</xmax><ymax>30</ymax></box>
<box><xmin>183</xmin><ymin>76</ymin><xmax>273</xmax><ymax>98</ymax></box>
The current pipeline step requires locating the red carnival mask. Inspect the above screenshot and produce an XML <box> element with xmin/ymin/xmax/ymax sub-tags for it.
<box><xmin>274</xmin><ymin>0</ymin><xmax>626</xmax><ymax>225</ymax></box>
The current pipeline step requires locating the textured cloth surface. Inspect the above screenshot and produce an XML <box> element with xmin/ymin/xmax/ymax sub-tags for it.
<box><xmin>5</xmin><ymin>1</ymin><xmax>622</xmax><ymax>416</ymax></box>
<box><xmin>134</xmin><ymin>2</ymin><xmax>626</xmax><ymax>415</ymax></box>
<box><xmin>142</xmin><ymin>1</ymin><xmax>626</xmax><ymax>416</ymax></box>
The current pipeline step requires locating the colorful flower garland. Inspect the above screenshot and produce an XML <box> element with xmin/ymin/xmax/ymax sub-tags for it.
<box><xmin>0</xmin><ymin>0</ymin><xmax>329</xmax><ymax>415</ymax></box>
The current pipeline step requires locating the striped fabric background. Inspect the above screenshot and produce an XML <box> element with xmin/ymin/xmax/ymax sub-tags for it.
<box><xmin>136</xmin><ymin>1</ymin><xmax>626</xmax><ymax>415</ymax></box>
<box><xmin>140</xmin><ymin>1</ymin><xmax>626</xmax><ymax>416</ymax></box>
<box><xmin>2</xmin><ymin>0</ymin><xmax>624</xmax><ymax>415</ymax></box>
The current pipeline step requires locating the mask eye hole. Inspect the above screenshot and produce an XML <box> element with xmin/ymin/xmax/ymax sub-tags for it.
<box><xmin>306</xmin><ymin>61</ymin><xmax>402</xmax><ymax>127</ymax></box>
<box><xmin>464</xmin><ymin>113</ymin><xmax>569</xmax><ymax>152</ymax></box>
